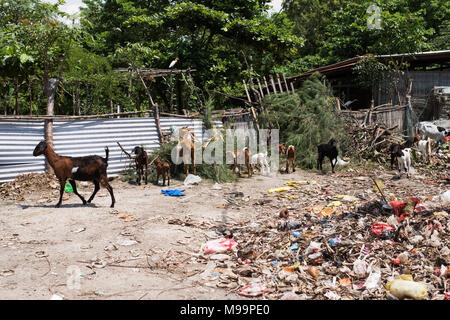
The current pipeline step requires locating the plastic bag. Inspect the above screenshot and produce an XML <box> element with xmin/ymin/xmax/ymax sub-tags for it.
<box><xmin>353</xmin><ymin>259</ymin><xmax>368</xmax><ymax>277</ymax></box>
<box><xmin>238</xmin><ymin>282</ymin><xmax>267</xmax><ymax>297</ymax></box>
<box><xmin>184</xmin><ymin>174</ymin><xmax>202</xmax><ymax>186</ymax></box>
<box><xmin>365</xmin><ymin>268</ymin><xmax>381</xmax><ymax>290</ymax></box>
<box><xmin>371</xmin><ymin>222</ymin><xmax>395</xmax><ymax>236</ymax></box>
<box><xmin>440</xmin><ymin>190</ymin><xmax>450</xmax><ymax>204</ymax></box>
<box><xmin>386</xmin><ymin>275</ymin><xmax>427</xmax><ymax>300</ymax></box>
<box><xmin>202</xmin><ymin>238</ymin><xmax>238</xmax><ymax>254</ymax></box>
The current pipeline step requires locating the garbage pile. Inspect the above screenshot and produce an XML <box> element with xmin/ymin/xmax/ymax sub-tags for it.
<box><xmin>0</xmin><ymin>173</ymin><xmax>59</xmax><ymax>201</ymax></box>
<box><xmin>193</xmin><ymin>171</ymin><xmax>449</xmax><ymax>300</ymax></box>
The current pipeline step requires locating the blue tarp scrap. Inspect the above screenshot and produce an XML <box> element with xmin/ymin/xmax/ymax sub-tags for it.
<box><xmin>161</xmin><ymin>189</ymin><xmax>185</xmax><ymax>197</ymax></box>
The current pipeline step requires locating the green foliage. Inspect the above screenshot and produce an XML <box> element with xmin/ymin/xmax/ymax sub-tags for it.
<box><xmin>260</xmin><ymin>73</ymin><xmax>349</xmax><ymax>170</ymax></box>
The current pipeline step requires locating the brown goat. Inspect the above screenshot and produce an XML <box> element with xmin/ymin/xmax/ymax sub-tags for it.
<box><xmin>228</xmin><ymin>147</ymin><xmax>253</xmax><ymax>178</ymax></box>
<box><xmin>33</xmin><ymin>140</ymin><xmax>115</xmax><ymax>208</ymax></box>
<box><xmin>177</xmin><ymin>127</ymin><xmax>197</xmax><ymax>176</ymax></box>
<box><xmin>279</xmin><ymin>143</ymin><xmax>296</xmax><ymax>173</ymax></box>
<box><xmin>153</xmin><ymin>158</ymin><xmax>170</xmax><ymax>186</ymax></box>
<box><xmin>132</xmin><ymin>146</ymin><xmax>148</xmax><ymax>185</ymax></box>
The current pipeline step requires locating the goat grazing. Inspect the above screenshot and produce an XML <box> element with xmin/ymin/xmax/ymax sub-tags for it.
<box><xmin>279</xmin><ymin>144</ymin><xmax>296</xmax><ymax>173</ymax></box>
<box><xmin>417</xmin><ymin>122</ymin><xmax>449</xmax><ymax>144</ymax></box>
<box><xmin>177</xmin><ymin>127</ymin><xmax>198</xmax><ymax>176</ymax></box>
<box><xmin>33</xmin><ymin>140</ymin><xmax>115</xmax><ymax>208</ymax></box>
<box><xmin>153</xmin><ymin>157</ymin><xmax>170</xmax><ymax>186</ymax></box>
<box><xmin>317</xmin><ymin>138</ymin><xmax>338</xmax><ymax>173</ymax></box>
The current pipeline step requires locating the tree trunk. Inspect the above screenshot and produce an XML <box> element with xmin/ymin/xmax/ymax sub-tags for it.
<box><xmin>44</xmin><ymin>77</ymin><xmax>59</xmax><ymax>174</ymax></box>
<box><xmin>29</xmin><ymin>80</ymin><xmax>33</xmax><ymax>116</ymax></box>
<box><xmin>176</xmin><ymin>75</ymin><xmax>184</xmax><ymax>114</ymax></box>
<box><xmin>75</xmin><ymin>82</ymin><xmax>80</xmax><ymax>115</ymax></box>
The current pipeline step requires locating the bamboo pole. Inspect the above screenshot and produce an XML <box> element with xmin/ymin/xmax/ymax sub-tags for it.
<box><xmin>243</xmin><ymin>80</ymin><xmax>252</xmax><ymax>103</ymax></box>
<box><xmin>263</xmin><ymin>77</ymin><xmax>270</xmax><ymax>95</ymax></box>
<box><xmin>282</xmin><ymin>74</ymin><xmax>289</xmax><ymax>92</ymax></box>
<box><xmin>290</xmin><ymin>82</ymin><xmax>295</xmax><ymax>93</ymax></box>
<box><xmin>257</xmin><ymin>78</ymin><xmax>264</xmax><ymax>98</ymax></box>
<box><xmin>269</xmin><ymin>75</ymin><xmax>277</xmax><ymax>94</ymax></box>
<box><xmin>276</xmin><ymin>74</ymin><xmax>283</xmax><ymax>92</ymax></box>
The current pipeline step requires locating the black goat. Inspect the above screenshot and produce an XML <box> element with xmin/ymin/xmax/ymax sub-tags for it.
<box><xmin>33</xmin><ymin>140</ymin><xmax>115</xmax><ymax>208</ymax></box>
<box><xmin>317</xmin><ymin>138</ymin><xmax>338</xmax><ymax>173</ymax></box>
<box><xmin>132</xmin><ymin>146</ymin><xmax>148</xmax><ymax>185</ymax></box>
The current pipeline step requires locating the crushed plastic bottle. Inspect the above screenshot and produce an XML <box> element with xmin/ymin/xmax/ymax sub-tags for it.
<box><xmin>386</xmin><ymin>275</ymin><xmax>427</xmax><ymax>300</ymax></box>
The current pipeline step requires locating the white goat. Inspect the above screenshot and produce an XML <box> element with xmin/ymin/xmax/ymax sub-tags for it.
<box><xmin>250</xmin><ymin>152</ymin><xmax>270</xmax><ymax>175</ymax></box>
<box><xmin>417</xmin><ymin>138</ymin><xmax>432</xmax><ymax>163</ymax></box>
<box><xmin>417</xmin><ymin>122</ymin><xmax>448</xmax><ymax>144</ymax></box>
<box><xmin>397</xmin><ymin>148</ymin><xmax>412</xmax><ymax>178</ymax></box>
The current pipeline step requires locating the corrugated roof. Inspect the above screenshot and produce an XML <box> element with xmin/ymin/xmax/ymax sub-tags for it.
<box><xmin>288</xmin><ymin>50</ymin><xmax>450</xmax><ymax>81</ymax></box>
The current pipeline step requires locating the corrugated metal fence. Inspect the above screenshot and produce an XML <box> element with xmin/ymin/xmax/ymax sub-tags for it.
<box><xmin>0</xmin><ymin>117</ymin><xmax>223</xmax><ymax>183</ymax></box>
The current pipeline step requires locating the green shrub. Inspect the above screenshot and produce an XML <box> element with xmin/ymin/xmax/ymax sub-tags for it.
<box><xmin>259</xmin><ymin>73</ymin><xmax>349</xmax><ymax>170</ymax></box>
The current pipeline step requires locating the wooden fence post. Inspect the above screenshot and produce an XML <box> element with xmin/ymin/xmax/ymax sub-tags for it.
<box><xmin>282</xmin><ymin>74</ymin><xmax>289</xmax><ymax>92</ymax></box>
<box><xmin>243</xmin><ymin>80</ymin><xmax>252</xmax><ymax>103</ymax></box>
<box><xmin>276</xmin><ymin>74</ymin><xmax>283</xmax><ymax>92</ymax></box>
<box><xmin>263</xmin><ymin>77</ymin><xmax>270</xmax><ymax>95</ymax></box>
<box><xmin>269</xmin><ymin>75</ymin><xmax>277</xmax><ymax>94</ymax></box>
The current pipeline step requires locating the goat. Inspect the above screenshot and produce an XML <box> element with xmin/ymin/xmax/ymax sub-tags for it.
<box><xmin>417</xmin><ymin>122</ymin><xmax>449</xmax><ymax>144</ymax></box>
<box><xmin>279</xmin><ymin>144</ymin><xmax>296</xmax><ymax>173</ymax></box>
<box><xmin>389</xmin><ymin>135</ymin><xmax>420</xmax><ymax>169</ymax></box>
<box><xmin>228</xmin><ymin>147</ymin><xmax>253</xmax><ymax>178</ymax></box>
<box><xmin>177</xmin><ymin>127</ymin><xmax>197</xmax><ymax>176</ymax></box>
<box><xmin>153</xmin><ymin>157</ymin><xmax>170</xmax><ymax>186</ymax></box>
<box><xmin>250</xmin><ymin>152</ymin><xmax>270</xmax><ymax>175</ymax></box>
<box><xmin>33</xmin><ymin>140</ymin><xmax>115</xmax><ymax>208</ymax></box>
<box><xmin>394</xmin><ymin>147</ymin><xmax>412</xmax><ymax>178</ymax></box>
<box><xmin>417</xmin><ymin>138</ymin><xmax>432</xmax><ymax>163</ymax></box>
<box><xmin>317</xmin><ymin>138</ymin><xmax>338</xmax><ymax>173</ymax></box>
<box><xmin>132</xmin><ymin>146</ymin><xmax>148</xmax><ymax>185</ymax></box>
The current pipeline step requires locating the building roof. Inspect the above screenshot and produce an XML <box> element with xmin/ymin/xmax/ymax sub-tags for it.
<box><xmin>288</xmin><ymin>50</ymin><xmax>450</xmax><ymax>82</ymax></box>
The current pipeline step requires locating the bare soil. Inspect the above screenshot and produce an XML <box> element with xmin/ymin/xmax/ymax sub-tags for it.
<box><xmin>0</xmin><ymin>166</ymin><xmax>448</xmax><ymax>300</ymax></box>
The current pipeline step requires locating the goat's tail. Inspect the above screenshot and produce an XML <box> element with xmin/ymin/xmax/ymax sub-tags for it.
<box><xmin>104</xmin><ymin>146</ymin><xmax>109</xmax><ymax>162</ymax></box>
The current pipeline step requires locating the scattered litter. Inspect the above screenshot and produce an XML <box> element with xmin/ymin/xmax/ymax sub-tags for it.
<box><xmin>202</xmin><ymin>238</ymin><xmax>238</xmax><ymax>254</ymax></box>
<box><xmin>161</xmin><ymin>189</ymin><xmax>185</xmax><ymax>197</ymax></box>
<box><xmin>386</xmin><ymin>275</ymin><xmax>427</xmax><ymax>300</ymax></box>
<box><xmin>50</xmin><ymin>294</ymin><xmax>63</xmax><ymax>300</ymax></box>
<box><xmin>184</xmin><ymin>174</ymin><xmax>202</xmax><ymax>186</ymax></box>
<box><xmin>238</xmin><ymin>282</ymin><xmax>267</xmax><ymax>297</ymax></box>
<box><xmin>116</xmin><ymin>239</ymin><xmax>138</xmax><ymax>246</ymax></box>
<box><xmin>117</xmin><ymin>212</ymin><xmax>137</xmax><ymax>222</ymax></box>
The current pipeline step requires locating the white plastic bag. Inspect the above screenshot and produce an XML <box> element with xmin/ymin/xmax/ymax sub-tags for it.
<box><xmin>353</xmin><ymin>259</ymin><xmax>368</xmax><ymax>277</ymax></box>
<box><xmin>184</xmin><ymin>174</ymin><xmax>202</xmax><ymax>186</ymax></box>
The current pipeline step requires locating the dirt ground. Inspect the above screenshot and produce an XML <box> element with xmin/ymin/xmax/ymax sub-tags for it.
<box><xmin>0</xmin><ymin>165</ymin><xmax>448</xmax><ymax>300</ymax></box>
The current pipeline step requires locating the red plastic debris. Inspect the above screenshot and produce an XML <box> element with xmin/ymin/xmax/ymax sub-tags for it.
<box><xmin>371</xmin><ymin>222</ymin><xmax>395</xmax><ymax>236</ymax></box>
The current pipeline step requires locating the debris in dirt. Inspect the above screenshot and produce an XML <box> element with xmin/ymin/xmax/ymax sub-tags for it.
<box><xmin>202</xmin><ymin>238</ymin><xmax>238</xmax><ymax>254</ymax></box>
<box><xmin>184</xmin><ymin>174</ymin><xmax>202</xmax><ymax>186</ymax></box>
<box><xmin>117</xmin><ymin>212</ymin><xmax>138</xmax><ymax>222</ymax></box>
<box><xmin>116</xmin><ymin>239</ymin><xmax>138</xmax><ymax>246</ymax></box>
<box><xmin>162</xmin><ymin>189</ymin><xmax>185</xmax><ymax>196</ymax></box>
<box><xmin>0</xmin><ymin>173</ymin><xmax>59</xmax><ymax>201</ymax></box>
<box><xmin>386</xmin><ymin>274</ymin><xmax>428</xmax><ymax>300</ymax></box>
<box><xmin>71</xmin><ymin>227</ymin><xmax>86</xmax><ymax>233</ymax></box>
<box><xmin>50</xmin><ymin>294</ymin><xmax>64</xmax><ymax>300</ymax></box>
<box><xmin>279</xmin><ymin>207</ymin><xmax>289</xmax><ymax>218</ymax></box>
<box><xmin>238</xmin><ymin>281</ymin><xmax>267</xmax><ymax>297</ymax></box>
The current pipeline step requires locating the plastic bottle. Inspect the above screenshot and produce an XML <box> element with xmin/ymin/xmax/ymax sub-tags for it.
<box><xmin>386</xmin><ymin>275</ymin><xmax>427</xmax><ymax>300</ymax></box>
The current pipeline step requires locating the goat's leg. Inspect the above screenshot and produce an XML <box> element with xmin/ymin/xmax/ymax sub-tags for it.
<box><xmin>167</xmin><ymin>171</ymin><xmax>170</xmax><ymax>186</ymax></box>
<box><xmin>317</xmin><ymin>155</ymin><xmax>324</xmax><ymax>171</ymax></box>
<box><xmin>144</xmin><ymin>162</ymin><xmax>148</xmax><ymax>185</ymax></box>
<box><xmin>292</xmin><ymin>156</ymin><xmax>296</xmax><ymax>172</ymax></box>
<box><xmin>55</xmin><ymin>178</ymin><xmax>66</xmax><ymax>208</ymax></box>
<box><xmin>156</xmin><ymin>171</ymin><xmax>160</xmax><ymax>185</ymax></box>
<box><xmin>100</xmin><ymin>177</ymin><xmax>115</xmax><ymax>208</ymax></box>
<box><xmin>330</xmin><ymin>157</ymin><xmax>336</xmax><ymax>173</ymax></box>
<box><xmin>87</xmin><ymin>180</ymin><xmax>100</xmax><ymax>203</ymax></box>
<box><xmin>136</xmin><ymin>165</ymin><xmax>142</xmax><ymax>185</ymax></box>
<box><xmin>285</xmin><ymin>159</ymin><xmax>289</xmax><ymax>173</ymax></box>
<box><xmin>69</xmin><ymin>179</ymin><xmax>87</xmax><ymax>205</ymax></box>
